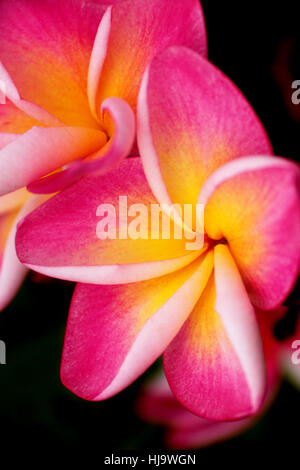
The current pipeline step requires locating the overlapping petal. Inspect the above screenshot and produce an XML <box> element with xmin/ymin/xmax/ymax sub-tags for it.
<box><xmin>0</xmin><ymin>0</ymin><xmax>117</xmax><ymax>127</ymax></box>
<box><xmin>27</xmin><ymin>97</ymin><xmax>135</xmax><ymax>194</ymax></box>
<box><xmin>198</xmin><ymin>156</ymin><xmax>300</xmax><ymax>310</ymax></box>
<box><xmin>61</xmin><ymin>251</ymin><xmax>213</xmax><ymax>400</ymax></box>
<box><xmin>0</xmin><ymin>126</ymin><xmax>107</xmax><ymax>196</ymax></box>
<box><xmin>164</xmin><ymin>245</ymin><xmax>266</xmax><ymax>420</ymax></box>
<box><xmin>16</xmin><ymin>159</ymin><xmax>203</xmax><ymax>284</ymax></box>
<box><xmin>137</xmin><ymin>46</ymin><xmax>272</xmax><ymax>208</ymax></box>
<box><xmin>88</xmin><ymin>0</ymin><xmax>207</xmax><ymax>118</ymax></box>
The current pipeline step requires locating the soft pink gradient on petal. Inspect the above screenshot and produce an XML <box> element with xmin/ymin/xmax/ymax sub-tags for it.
<box><xmin>164</xmin><ymin>245</ymin><xmax>266</xmax><ymax>420</ymax></box>
<box><xmin>198</xmin><ymin>156</ymin><xmax>300</xmax><ymax>310</ymax></box>
<box><xmin>61</xmin><ymin>252</ymin><xmax>213</xmax><ymax>400</ymax></box>
<box><xmin>0</xmin><ymin>126</ymin><xmax>107</xmax><ymax>195</ymax></box>
<box><xmin>0</xmin><ymin>62</ymin><xmax>63</xmax><ymax>127</ymax></box>
<box><xmin>0</xmin><ymin>0</ymin><xmax>117</xmax><ymax>127</ymax></box>
<box><xmin>137</xmin><ymin>46</ymin><xmax>272</xmax><ymax>208</ymax></box>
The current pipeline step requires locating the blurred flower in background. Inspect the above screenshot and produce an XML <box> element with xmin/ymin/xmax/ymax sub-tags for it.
<box><xmin>136</xmin><ymin>307</ymin><xmax>300</xmax><ymax>449</ymax></box>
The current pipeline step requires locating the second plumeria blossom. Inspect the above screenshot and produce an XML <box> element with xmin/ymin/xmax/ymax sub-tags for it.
<box><xmin>16</xmin><ymin>47</ymin><xmax>300</xmax><ymax>420</ymax></box>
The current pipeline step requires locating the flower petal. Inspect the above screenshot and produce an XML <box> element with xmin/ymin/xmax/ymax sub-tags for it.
<box><xmin>137</xmin><ymin>46</ymin><xmax>272</xmax><ymax>207</ymax></box>
<box><xmin>0</xmin><ymin>0</ymin><xmax>114</xmax><ymax>127</ymax></box>
<box><xmin>28</xmin><ymin>97</ymin><xmax>135</xmax><ymax>194</ymax></box>
<box><xmin>0</xmin><ymin>194</ymin><xmax>47</xmax><ymax>310</ymax></box>
<box><xmin>198</xmin><ymin>156</ymin><xmax>300</xmax><ymax>310</ymax></box>
<box><xmin>0</xmin><ymin>101</ymin><xmax>39</xmax><ymax>134</ymax></box>
<box><xmin>0</xmin><ymin>126</ymin><xmax>107</xmax><ymax>195</ymax></box>
<box><xmin>137</xmin><ymin>371</ymin><xmax>276</xmax><ymax>450</ymax></box>
<box><xmin>16</xmin><ymin>158</ymin><xmax>204</xmax><ymax>284</ymax></box>
<box><xmin>88</xmin><ymin>0</ymin><xmax>207</xmax><ymax>117</ymax></box>
<box><xmin>61</xmin><ymin>252</ymin><xmax>213</xmax><ymax>400</ymax></box>
<box><xmin>164</xmin><ymin>245</ymin><xmax>266</xmax><ymax>420</ymax></box>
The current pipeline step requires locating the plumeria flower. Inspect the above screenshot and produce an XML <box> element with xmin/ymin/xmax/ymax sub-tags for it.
<box><xmin>0</xmin><ymin>0</ymin><xmax>206</xmax><ymax>306</ymax></box>
<box><xmin>136</xmin><ymin>308</ymin><xmax>285</xmax><ymax>449</ymax></box>
<box><xmin>16</xmin><ymin>48</ymin><xmax>300</xmax><ymax>420</ymax></box>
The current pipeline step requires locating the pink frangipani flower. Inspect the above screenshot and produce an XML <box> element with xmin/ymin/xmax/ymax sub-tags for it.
<box><xmin>0</xmin><ymin>0</ymin><xmax>206</xmax><ymax>306</ymax></box>
<box><xmin>16</xmin><ymin>48</ymin><xmax>300</xmax><ymax>420</ymax></box>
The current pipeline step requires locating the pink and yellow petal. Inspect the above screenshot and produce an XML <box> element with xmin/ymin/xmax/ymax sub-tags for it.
<box><xmin>0</xmin><ymin>100</ymin><xmax>40</xmax><ymax>134</ymax></box>
<box><xmin>199</xmin><ymin>156</ymin><xmax>300</xmax><ymax>310</ymax></box>
<box><xmin>16</xmin><ymin>158</ymin><xmax>204</xmax><ymax>284</ymax></box>
<box><xmin>28</xmin><ymin>97</ymin><xmax>135</xmax><ymax>194</ymax></box>
<box><xmin>61</xmin><ymin>252</ymin><xmax>213</xmax><ymax>400</ymax></box>
<box><xmin>0</xmin><ymin>0</ymin><xmax>114</xmax><ymax>127</ymax></box>
<box><xmin>164</xmin><ymin>245</ymin><xmax>266</xmax><ymax>420</ymax></box>
<box><xmin>88</xmin><ymin>0</ymin><xmax>207</xmax><ymax>117</ymax></box>
<box><xmin>0</xmin><ymin>126</ymin><xmax>107</xmax><ymax>195</ymax></box>
<box><xmin>137</xmin><ymin>46</ymin><xmax>272</xmax><ymax>208</ymax></box>
<box><xmin>0</xmin><ymin>193</ymin><xmax>50</xmax><ymax>309</ymax></box>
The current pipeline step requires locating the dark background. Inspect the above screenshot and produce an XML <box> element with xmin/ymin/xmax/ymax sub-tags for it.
<box><xmin>0</xmin><ymin>0</ymin><xmax>299</xmax><ymax>463</ymax></box>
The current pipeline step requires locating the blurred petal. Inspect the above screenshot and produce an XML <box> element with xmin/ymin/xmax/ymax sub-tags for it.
<box><xmin>0</xmin><ymin>194</ymin><xmax>47</xmax><ymax>310</ymax></box>
<box><xmin>0</xmin><ymin>0</ymin><xmax>115</xmax><ymax>127</ymax></box>
<box><xmin>0</xmin><ymin>126</ymin><xmax>107</xmax><ymax>195</ymax></box>
<box><xmin>61</xmin><ymin>252</ymin><xmax>213</xmax><ymax>400</ymax></box>
<box><xmin>137</xmin><ymin>46</ymin><xmax>272</xmax><ymax>208</ymax></box>
<box><xmin>198</xmin><ymin>156</ymin><xmax>300</xmax><ymax>310</ymax></box>
<box><xmin>88</xmin><ymin>0</ymin><xmax>207</xmax><ymax>117</ymax></box>
<box><xmin>28</xmin><ymin>97</ymin><xmax>135</xmax><ymax>193</ymax></box>
<box><xmin>16</xmin><ymin>159</ymin><xmax>203</xmax><ymax>284</ymax></box>
<box><xmin>164</xmin><ymin>245</ymin><xmax>266</xmax><ymax>420</ymax></box>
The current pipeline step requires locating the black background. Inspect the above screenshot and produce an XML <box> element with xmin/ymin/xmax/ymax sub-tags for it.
<box><xmin>0</xmin><ymin>0</ymin><xmax>299</xmax><ymax>464</ymax></box>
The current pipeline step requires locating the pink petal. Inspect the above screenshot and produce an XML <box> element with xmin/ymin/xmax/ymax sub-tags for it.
<box><xmin>0</xmin><ymin>188</ymin><xmax>29</xmax><ymax>214</ymax></box>
<box><xmin>87</xmin><ymin>0</ymin><xmax>207</xmax><ymax>117</ymax></box>
<box><xmin>0</xmin><ymin>194</ymin><xmax>47</xmax><ymax>310</ymax></box>
<box><xmin>164</xmin><ymin>245</ymin><xmax>266</xmax><ymax>420</ymax></box>
<box><xmin>0</xmin><ymin>0</ymin><xmax>115</xmax><ymax>127</ymax></box>
<box><xmin>137</xmin><ymin>46</ymin><xmax>272</xmax><ymax>208</ymax></box>
<box><xmin>61</xmin><ymin>252</ymin><xmax>213</xmax><ymax>400</ymax></box>
<box><xmin>198</xmin><ymin>155</ymin><xmax>300</xmax><ymax>310</ymax></box>
<box><xmin>0</xmin><ymin>126</ymin><xmax>107</xmax><ymax>196</ymax></box>
<box><xmin>16</xmin><ymin>158</ymin><xmax>204</xmax><ymax>284</ymax></box>
<box><xmin>28</xmin><ymin>97</ymin><xmax>135</xmax><ymax>193</ymax></box>
<box><xmin>138</xmin><ymin>305</ymin><xmax>283</xmax><ymax>448</ymax></box>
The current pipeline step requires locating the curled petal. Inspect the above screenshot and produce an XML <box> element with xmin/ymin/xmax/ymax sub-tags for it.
<box><xmin>28</xmin><ymin>97</ymin><xmax>135</xmax><ymax>194</ymax></box>
<box><xmin>198</xmin><ymin>156</ymin><xmax>300</xmax><ymax>310</ymax></box>
<box><xmin>61</xmin><ymin>252</ymin><xmax>213</xmax><ymax>400</ymax></box>
<box><xmin>0</xmin><ymin>126</ymin><xmax>107</xmax><ymax>196</ymax></box>
<box><xmin>137</xmin><ymin>47</ymin><xmax>272</xmax><ymax>208</ymax></box>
